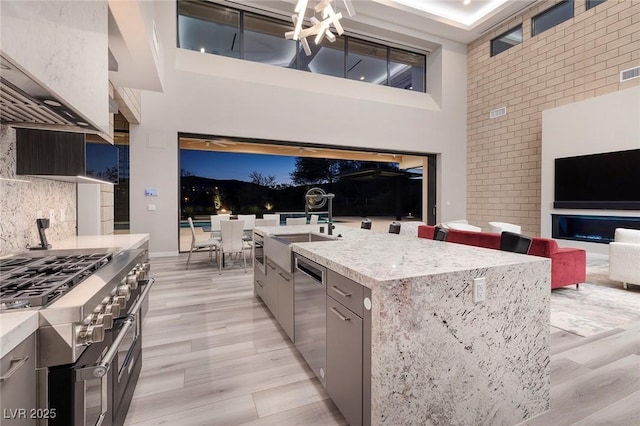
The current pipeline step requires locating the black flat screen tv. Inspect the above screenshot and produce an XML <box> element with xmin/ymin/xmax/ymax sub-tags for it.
<box><xmin>554</xmin><ymin>148</ymin><xmax>640</xmax><ymax>210</ymax></box>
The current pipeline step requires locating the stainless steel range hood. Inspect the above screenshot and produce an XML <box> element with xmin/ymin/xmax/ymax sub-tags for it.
<box><xmin>0</xmin><ymin>54</ymin><xmax>100</xmax><ymax>133</ymax></box>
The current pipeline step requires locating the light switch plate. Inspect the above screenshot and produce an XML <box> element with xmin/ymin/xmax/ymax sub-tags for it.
<box><xmin>148</xmin><ymin>204</ymin><xmax>156</xmax><ymax>211</ymax></box>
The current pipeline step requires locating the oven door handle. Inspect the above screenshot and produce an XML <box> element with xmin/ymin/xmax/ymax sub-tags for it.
<box><xmin>76</xmin><ymin>278</ymin><xmax>155</xmax><ymax>381</ymax></box>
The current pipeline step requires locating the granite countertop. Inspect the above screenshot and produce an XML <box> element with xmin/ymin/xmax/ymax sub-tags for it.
<box><xmin>0</xmin><ymin>233</ymin><xmax>150</xmax><ymax>358</ymax></box>
<box><xmin>255</xmin><ymin>224</ymin><xmax>548</xmax><ymax>289</ymax></box>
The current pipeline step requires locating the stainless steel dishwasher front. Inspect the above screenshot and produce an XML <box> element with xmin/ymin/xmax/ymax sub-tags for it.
<box><xmin>294</xmin><ymin>254</ymin><xmax>327</xmax><ymax>387</ymax></box>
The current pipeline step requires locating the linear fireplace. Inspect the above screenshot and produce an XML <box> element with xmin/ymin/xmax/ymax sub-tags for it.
<box><xmin>552</xmin><ymin>214</ymin><xmax>640</xmax><ymax>244</ymax></box>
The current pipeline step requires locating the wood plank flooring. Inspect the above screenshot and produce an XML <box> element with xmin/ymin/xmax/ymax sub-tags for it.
<box><xmin>124</xmin><ymin>254</ymin><xmax>640</xmax><ymax>426</ymax></box>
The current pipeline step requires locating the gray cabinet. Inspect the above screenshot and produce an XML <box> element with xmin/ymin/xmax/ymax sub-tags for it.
<box><xmin>0</xmin><ymin>332</ymin><xmax>37</xmax><ymax>425</ymax></box>
<box><xmin>263</xmin><ymin>260</ymin><xmax>279</xmax><ymax>315</ymax></box>
<box><xmin>326</xmin><ymin>272</ymin><xmax>372</xmax><ymax>426</ymax></box>
<box><xmin>327</xmin><ymin>295</ymin><xmax>363</xmax><ymax>426</ymax></box>
<box><xmin>255</xmin><ymin>260</ymin><xmax>294</xmax><ymax>342</ymax></box>
<box><xmin>275</xmin><ymin>266</ymin><xmax>294</xmax><ymax>342</ymax></box>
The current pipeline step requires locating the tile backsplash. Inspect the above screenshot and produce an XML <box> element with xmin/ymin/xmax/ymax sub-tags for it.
<box><xmin>0</xmin><ymin>125</ymin><xmax>77</xmax><ymax>255</ymax></box>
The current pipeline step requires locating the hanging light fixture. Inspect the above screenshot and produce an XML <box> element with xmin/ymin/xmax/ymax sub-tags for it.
<box><xmin>285</xmin><ymin>0</ymin><xmax>355</xmax><ymax>56</ymax></box>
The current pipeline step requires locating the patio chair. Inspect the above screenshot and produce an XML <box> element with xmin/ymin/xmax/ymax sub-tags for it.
<box><xmin>263</xmin><ymin>213</ymin><xmax>280</xmax><ymax>225</ymax></box>
<box><xmin>219</xmin><ymin>220</ymin><xmax>247</xmax><ymax>274</ymax></box>
<box><xmin>309</xmin><ymin>214</ymin><xmax>320</xmax><ymax>224</ymax></box>
<box><xmin>210</xmin><ymin>213</ymin><xmax>231</xmax><ymax>236</ymax></box>
<box><xmin>286</xmin><ymin>217</ymin><xmax>307</xmax><ymax>225</ymax></box>
<box><xmin>186</xmin><ymin>217</ymin><xmax>220</xmax><ymax>269</ymax></box>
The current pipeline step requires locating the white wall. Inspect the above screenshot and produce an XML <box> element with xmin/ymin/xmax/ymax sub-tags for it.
<box><xmin>541</xmin><ymin>86</ymin><xmax>640</xmax><ymax>255</ymax></box>
<box><xmin>130</xmin><ymin>1</ymin><xmax>468</xmax><ymax>255</ymax></box>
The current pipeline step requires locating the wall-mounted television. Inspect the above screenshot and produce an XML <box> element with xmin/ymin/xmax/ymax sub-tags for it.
<box><xmin>554</xmin><ymin>148</ymin><xmax>640</xmax><ymax>210</ymax></box>
<box><xmin>86</xmin><ymin>142</ymin><xmax>119</xmax><ymax>184</ymax></box>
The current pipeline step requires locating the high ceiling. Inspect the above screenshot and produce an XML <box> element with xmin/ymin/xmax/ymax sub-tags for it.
<box><xmin>227</xmin><ymin>0</ymin><xmax>537</xmax><ymax>44</ymax></box>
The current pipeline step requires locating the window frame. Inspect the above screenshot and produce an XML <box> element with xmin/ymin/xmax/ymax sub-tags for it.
<box><xmin>586</xmin><ymin>0</ymin><xmax>606</xmax><ymax>10</ymax></box>
<box><xmin>532</xmin><ymin>0</ymin><xmax>574</xmax><ymax>37</ymax></box>
<box><xmin>490</xmin><ymin>24</ymin><xmax>523</xmax><ymax>57</ymax></box>
<box><xmin>176</xmin><ymin>0</ymin><xmax>427</xmax><ymax>93</ymax></box>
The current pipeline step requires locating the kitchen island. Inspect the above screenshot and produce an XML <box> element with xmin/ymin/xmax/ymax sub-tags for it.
<box><xmin>254</xmin><ymin>225</ymin><xmax>550</xmax><ymax>425</ymax></box>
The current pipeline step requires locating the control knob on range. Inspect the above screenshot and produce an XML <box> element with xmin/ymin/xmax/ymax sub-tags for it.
<box><xmin>104</xmin><ymin>299</ymin><xmax>121</xmax><ymax>318</ymax></box>
<box><xmin>125</xmin><ymin>271</ymin><xmax>139</xmax><ymax>290</ymax></box>
<box><xmin>117</xmin><ymin>284</ymin><xmax>131</xmax><ymax>301</ymax></box>
<box><xmin>77</xmin><ymin>323</ymin><xmax>105</xmax><ymax>346</ymax></box>
<box><xmin>91</xmin><ymin>310</ymin><xmax>114</xmax><ymax>330</ymax></box>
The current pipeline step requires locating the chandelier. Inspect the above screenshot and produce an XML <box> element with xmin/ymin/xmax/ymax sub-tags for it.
<box><xmin>285</xmin><ymin>0</ymin><xmax>355</xmax><ymax>56</ymax></box>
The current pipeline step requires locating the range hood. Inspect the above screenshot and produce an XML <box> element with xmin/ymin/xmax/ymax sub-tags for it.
<box><xmin>16</xmin><ymin>128</ymin><xmax>115</xmax><ymax>184</ymax></box>
<box><xmin>0</xmin><ymin>54</ymin><xmax>101</xmax><ymax>134</ymax></box>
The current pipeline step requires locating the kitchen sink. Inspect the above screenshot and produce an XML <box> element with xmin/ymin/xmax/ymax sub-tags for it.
<box><xmin>264</xmin><ymin>233</ymin><xmax>336</xmax><ymax>272</ymax></box>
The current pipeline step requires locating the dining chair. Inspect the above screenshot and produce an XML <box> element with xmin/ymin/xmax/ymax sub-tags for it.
<box><xmin>262</xmin><ymin>213</ymin><xmax>280</xmax><ymax>225</ymax></box>
<box><xmin>210</xmin><ymin>214</ymin><xmax>231</xmax><ymax>236</ymax></box>
<box><xmin>218</xmin><ymin>220</ymin><xmax>247</xmax><ymax>274</ymax></box>
<box><xmin>433</xmin><ymin>226</ymin><xmax>449</xmax><ymax>241</ymax></box>
<box><xmin>499</xmin><ymin>231</ymin><xmax>532</xmax><ymax>254</ymax></box>
<box><xmin>255</xmin><ymin>218</ymin><xmax>277</xmax><ymax>227</ymax></box>
<box><xmin>237</xmin><ymin>214</ymin><xmax>256</xmax><ymax>230</ymax></box>
<box><xmin>186</xmin><ymin>217</ymin><xmax>220</xmax><ymax>269</ymax></box>
<box><xmin>286</xmin><ymin>217</ymin><xmax>307</xmax><ymax>225</ymax></box>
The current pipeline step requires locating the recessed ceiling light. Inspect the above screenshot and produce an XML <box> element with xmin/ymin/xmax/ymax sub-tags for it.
<box><xmin>409</xmin><ymin>86</ymin><xmax>413</xmax><ymax>90</ymax></box>
<box><xmin>76</xmin><ymin>121</ymin><xmax>89</xmax><ymax>126</ymax></box>
<box><xmin>360</xmin><ymin>76</ymin><xmax>365</xmax><ymax>80</ymax></box>
<box><xmin>464</xmin><ymin>0</ymin><xmax>471</xmax><ymax>5</ymax></box>
<box><xmin>200</xmin><ymin>48</ymin><xmax>205</xmax><ymax>53</ymax></box>
<box><xmin>43</xmin><ymin>99</ymin><xmax>62</xmax><ymax>107</ymax></box>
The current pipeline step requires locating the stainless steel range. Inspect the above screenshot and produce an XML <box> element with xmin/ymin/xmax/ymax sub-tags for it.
<box><xmin>0</xmin><ymin>247</ymin><xmax>153</xmax><ymax>426</ymax></box>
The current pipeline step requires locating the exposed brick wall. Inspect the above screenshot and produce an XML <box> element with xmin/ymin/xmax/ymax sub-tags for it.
<box><xmin>467</xmin><ymin>0</ymin><xmax>639</xmax><ymax>236</ymax></box>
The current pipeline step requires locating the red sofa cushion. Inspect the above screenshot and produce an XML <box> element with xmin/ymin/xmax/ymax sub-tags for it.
<box><xmin>417</xmin><ymin>225</ymin><xmax>586</xmax><ymax>289</ymax></box>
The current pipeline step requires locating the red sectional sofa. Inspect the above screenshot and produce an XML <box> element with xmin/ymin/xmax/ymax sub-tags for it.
<box><xmin>417</xmin><ymin>225</ymin><xmax>586</xmax><ymax>289</ymax></box>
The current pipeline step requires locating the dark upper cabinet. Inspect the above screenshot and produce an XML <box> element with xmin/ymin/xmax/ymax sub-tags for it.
<box><xmin>16</xmin><ymin>128</ymin><xmax>85</xmax><ymax>178</ymax></box>
<box><xmin>15</xmin><ymin>128</ymin><xmax>118</xmax><ymax>183</ymax></box>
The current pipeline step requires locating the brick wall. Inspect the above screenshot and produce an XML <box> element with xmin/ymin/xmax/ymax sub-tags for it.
<box><xmin>467</xmin><ymin>0</ymin><xmax>639</xmax><ymax>236</ymax></box>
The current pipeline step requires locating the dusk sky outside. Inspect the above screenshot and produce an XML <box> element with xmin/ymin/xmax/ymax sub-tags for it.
<box><xmin>180</xmin><ymin>150</ymin><xmax>297</xmax><ymax>185</ymax></box>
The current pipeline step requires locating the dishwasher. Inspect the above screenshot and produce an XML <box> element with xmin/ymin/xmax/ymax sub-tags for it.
<box><xmin>294</xmin><ymin>254</ymin><xmax>327</xmax><ymax>387</ymax></box>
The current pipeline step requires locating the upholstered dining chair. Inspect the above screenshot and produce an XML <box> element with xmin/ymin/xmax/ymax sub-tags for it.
<box><xmin>187</xmin><ymin>217</ymin><xmax>220</xmax><ymax>269</ymax></box>
<box><xmin>286</xmin><ymin>217</ymin><xmax>307</xmax><ymax>225</ymax></box>
<box><xmin>433</xmin><ymin>226</ymin><xmax>449</xmax><ymax>241</ymax></box>
<box><xmin>499</xmin><ymin>231</ymin><xmax>532</xmax><ymax>254</ymax></box>
<box><xmin>218</xmin><ymin>220</ymin><xmax>247</xmax><ymax>274</ymax></box>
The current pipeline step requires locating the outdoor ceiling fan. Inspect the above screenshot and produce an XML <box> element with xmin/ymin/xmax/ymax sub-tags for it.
<box><xmin>185</xmin><ymin>140</ymin><xmax>236</xmax><ymax>148</ymax></box>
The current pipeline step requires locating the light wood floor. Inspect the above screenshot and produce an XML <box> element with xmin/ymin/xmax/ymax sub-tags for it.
<box><xmin>124</xmin><ymin>255</ymin><xmax>640</xmax><ymax>426</ymax></box>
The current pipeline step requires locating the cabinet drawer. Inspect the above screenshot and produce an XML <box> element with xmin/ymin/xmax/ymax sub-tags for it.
<box><xmin>254</xmin><ymin>265</ymin><xmax>267</xmax><ymax>301</ymax></box>
<box><xmin>327</xmin><ymin>270</ymin><xmax>363</xmax><ymax>317</ymax></box>
<box><xmin>0</xmin><ymin>333</ymin><xmax>37</xmax><ymax>426</ymax></box>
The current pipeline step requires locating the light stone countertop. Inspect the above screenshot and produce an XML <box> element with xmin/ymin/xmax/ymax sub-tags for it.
<box><xmin>0</xmin><ymin>233</ymin><xmax>150</xmax><ymax>358</ymax></box>
<box><xmin>256</xmin><ymin>224</ymin><xmax>547</xmax><ymax>288</ymax></box>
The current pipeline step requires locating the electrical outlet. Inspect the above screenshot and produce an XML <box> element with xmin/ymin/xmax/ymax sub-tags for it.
<box><xmin>49</xmin><ymin>209</ymin><xmax>55</xmax><ymax>223</ymax></box>
<box><xmin>473</xmin><ymin>277</ymin><xmax>486</xmax><ymax>303</ymax></box>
